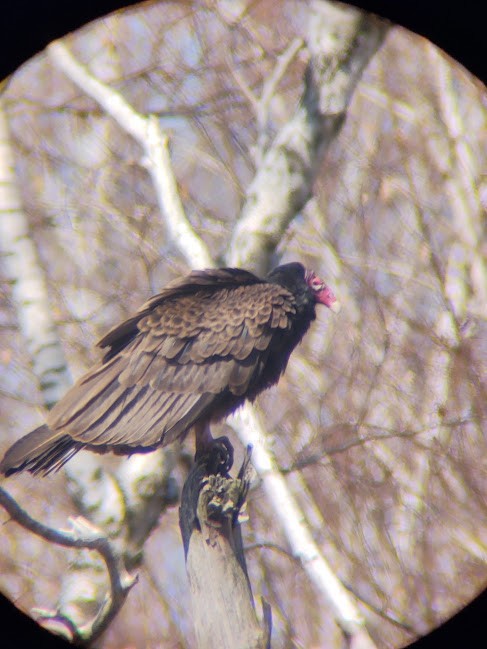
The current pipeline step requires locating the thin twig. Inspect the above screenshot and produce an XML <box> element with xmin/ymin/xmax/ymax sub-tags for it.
<box><xmin>255</xmin><ymin>38</ymin><xmax>304</xmax><ymax>160</ymax></box>
<box><xmin>0</xmin><ymin>487</ymin><xmax>136</xmax><ymax>640</ymax></box>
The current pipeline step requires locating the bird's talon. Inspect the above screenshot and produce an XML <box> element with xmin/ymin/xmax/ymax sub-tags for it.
<box><xmin>215</xmin><ymin>435</ymin><xmax>234</xmax><ymax>473</ymax></box>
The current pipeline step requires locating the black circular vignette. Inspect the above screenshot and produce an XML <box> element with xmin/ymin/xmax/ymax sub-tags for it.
<box><xmin>0</xmin><ymin>2</ymin><xmax>484</xmax><ymax>648</ymax></box>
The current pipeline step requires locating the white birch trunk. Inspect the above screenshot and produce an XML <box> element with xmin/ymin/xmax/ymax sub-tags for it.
<box><xmin>0</xmin><ymin>100</ymin><xmax>72</xmax><ymax>408</ymax></box>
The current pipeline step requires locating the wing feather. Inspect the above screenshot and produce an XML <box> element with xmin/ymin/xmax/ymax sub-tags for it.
<box><xmin>43</xmin><ymin>278</ymin><xmax>296</xmax><ymax>452</ymax></box>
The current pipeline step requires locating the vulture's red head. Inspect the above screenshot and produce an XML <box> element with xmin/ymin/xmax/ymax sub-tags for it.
<box><xmin>304</xmin><ymin>269</ymin><xmax>341</xmax><ymax>312</ymax></box>
<box><xmin>267</xmin><ymin>262</ymin><xmax>340</xmax><ymax>314</ymax></box>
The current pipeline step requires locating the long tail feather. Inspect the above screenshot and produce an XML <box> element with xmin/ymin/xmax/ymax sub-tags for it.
<box><xmin>0</xmin><ymin>425</ymin><xmax>79</xmax><ymax>476</ymax></box>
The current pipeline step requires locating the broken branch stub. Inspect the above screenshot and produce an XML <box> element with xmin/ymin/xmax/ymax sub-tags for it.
<box><xmin>179</xmin><ymin>445</ymin><xmax>271</xmax><ymax>649</ymax></box>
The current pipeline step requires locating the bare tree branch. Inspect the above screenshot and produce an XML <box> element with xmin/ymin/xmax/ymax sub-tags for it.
<box><xmin>229</xmin><ymin>2</ymin><xmax>387</xmax><ymax>275</ymax></box>
<box><xmin>229</xmin><ymin>37</ymin><xmax>305</xmax><ymax>164</ymax></box>
<box><xmin>230</xmin><ymin>406</ymin><xmax>373</xmax><ymax>644</ymax></box>
<box><xmin>47</xmin><ymin>40</ymin><xmax>214</xmax><ymax>270</ymax></box>
<box><xmin>0</xmin><ymin>486</ymin><xmax>136</xmax><ymax>642</ymax></box>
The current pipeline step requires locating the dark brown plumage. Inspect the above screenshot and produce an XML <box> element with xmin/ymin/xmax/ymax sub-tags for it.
<box><xmin>0</xmin><ymin>262</ymin><xmax>339</xmax><ymax>476</ymax></box>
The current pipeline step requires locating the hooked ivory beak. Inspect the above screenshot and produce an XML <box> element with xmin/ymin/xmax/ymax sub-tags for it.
<box><xmin>329</xmin><ymin>299</ymin><xmax>342</xmax><ymax>314</ymax></box>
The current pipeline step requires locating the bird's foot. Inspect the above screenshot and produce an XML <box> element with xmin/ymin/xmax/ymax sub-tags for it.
<box><xmin>195</xmin><ymin>435</ymin><xmax>234</xmax><ymax>475</ymax></box>
<box><xmin>213</xmin><ymin>435</ymin><xmax>234</xmax><ymax>474</ymax></box>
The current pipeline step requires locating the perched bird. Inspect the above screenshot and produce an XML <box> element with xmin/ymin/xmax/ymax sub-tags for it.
<box><xmin>0</xmin><ymin>262</ymin><xmax>339</xmax><ymax>476</ymax></box>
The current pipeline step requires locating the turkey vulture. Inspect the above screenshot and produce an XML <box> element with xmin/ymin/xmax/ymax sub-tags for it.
<box><xmin>0</xmin><ymin>262</ymin><xmax>339</xmax><ymax>476</ymax></box>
